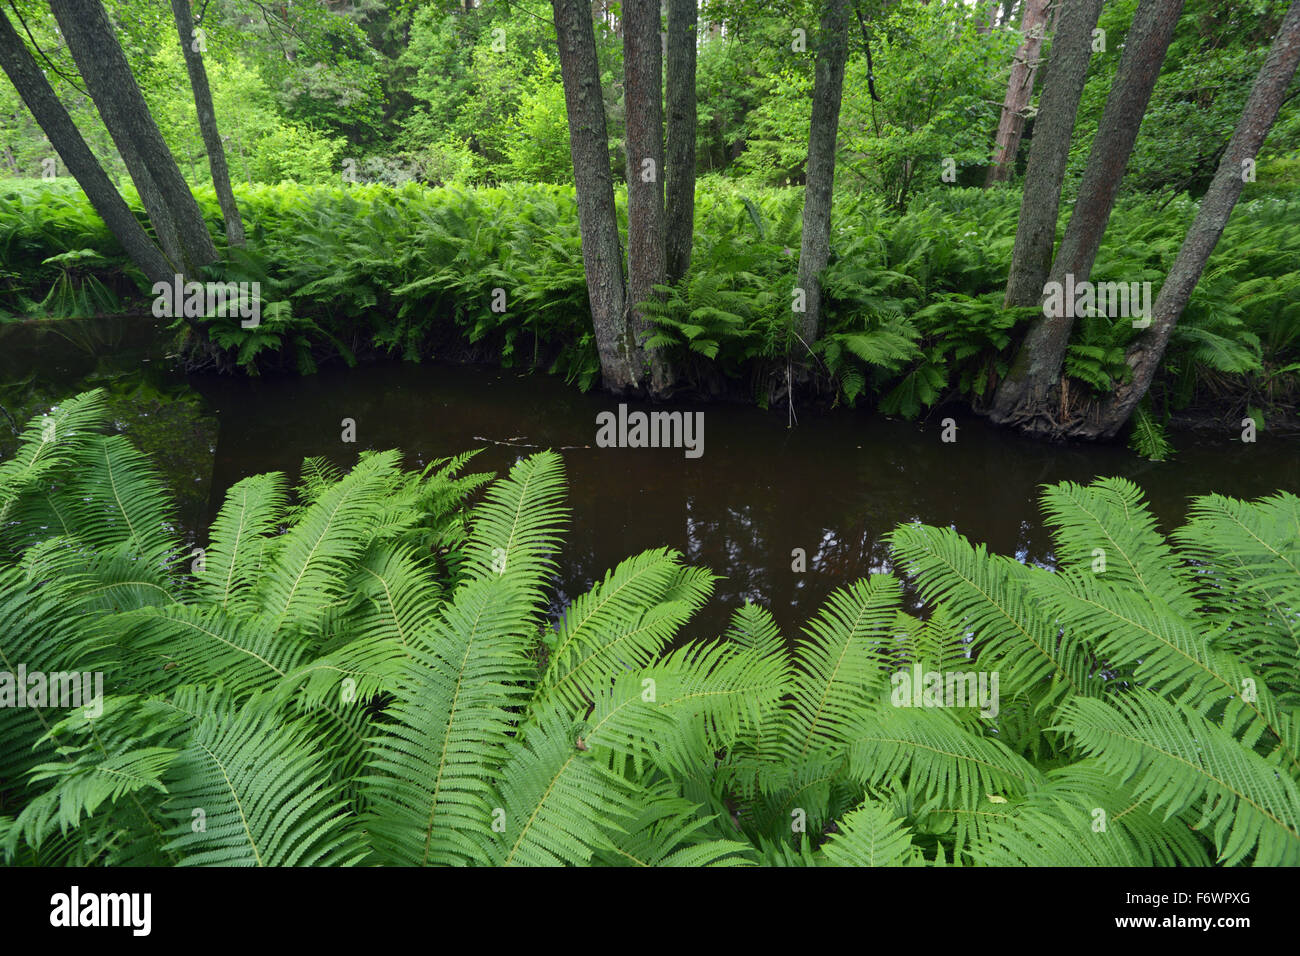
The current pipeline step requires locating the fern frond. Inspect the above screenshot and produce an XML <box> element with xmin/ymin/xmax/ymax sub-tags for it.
<box><xmin>160</xmin><ymin>692</ymin><xmax>368</xmax><ymax>866</ymax></box>
<box><xmin>819</xmin><ymin>798</ymin><xmax>920</xmax><ymax>866</ymax></box>
<box><xmin>194</xmin><ymin>472</ymin><xmax>289</xmax><ymax>613</ymax></box>
<box><xmin>1056</xmin><ymin>692</ymin><xmax>1300</xmax><ymax>866</ymax></box>
<box><xmin>889</xmin><ymin>524</ymin><xmax>1098</xmax><ymax>705</ymax></box>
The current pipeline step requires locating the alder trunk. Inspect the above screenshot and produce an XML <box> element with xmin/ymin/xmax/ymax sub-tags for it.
<box><xmin>794</xmin><ymin>0</ymin><xmax>850</xmax><ymax>353</ymax></box>
<box><xmin>990</xmin><ymin>0</ymin><xmax>1184</xmax><ymax>435</ymax></box>
<box><xmin>0</xmin><ymin>9</ymin><xmax>172</xmax><ymax>284</ymax></box>
<box><xmin>665</xmin><ymin>0</ymin><xmax>698</xmax><ymax>285</ymax></box>
<box><xmin>171</xmin><ymin>0</ymin><xmax>244</xmax><ymax>248</ymax></box>
<box><xmin>1083</xmin><ymin>0</ymin><xmax>1300</xmax><ymax>439</ymax></box>
<box><xmin>1000</xmin><ymin>0</ymin><xmax>1105</xmax><ymax>314</ymax></box>
<box><xmin>624</xmin><ymin>0</ymin><xmax>671</xmax><ymax>394</ymax></box>
<box><xmin>49</xmin><ymin>0</ymin><xmax>218</xmax><ymax>277</ymax></box>
<box><xmin>552</xmin><ymin>0</ymin><xmax>641</xmax><ymax>392</ymax></box>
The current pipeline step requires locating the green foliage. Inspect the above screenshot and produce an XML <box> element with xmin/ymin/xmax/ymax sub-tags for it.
<box><xmin>2</xmin><ymin>396</ymin><xmax>1298</xmax><ymax>866</ymax></box>
<box><xmin>836</xmin><ymin>6</ymin><xmax>1013</xmax><ymax>209</ymax></box>
<box><xmin>499</xmin><ymin>53</ymin><xmax>573</xmax><ymax>185</ymax></box>
<box><xmin>1128</xmin><ymin>404</ymin><xmax>1174</xmax><ymax>461</ymax></box>
<box><xmin>1068</xmin><ymin>0</ymin><xmax>1299</xmax><ymax>199</ymax></box>
<box><xmin>2</xmin><ymin>177</ymin><xmax>1296</xmax><ymax>416</ymax></box>
<box><xmin>141</xmin><ymin>42</ymin><xmax>343</xmax><ymax>188</ymax></box>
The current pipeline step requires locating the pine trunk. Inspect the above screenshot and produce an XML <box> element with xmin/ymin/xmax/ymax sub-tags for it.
<box><xmin>985</xmin><ymin>0</ymin><xmax>1051</xmax><ymax>186</ymax></box>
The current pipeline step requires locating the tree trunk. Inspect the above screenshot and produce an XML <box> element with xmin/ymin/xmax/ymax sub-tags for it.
<box><xmin>171</xmin><ymin>0</ymin><xmax>245</xmax><ymax>248</ymax></box>
<box><xmin>623</xmin><ymin>0</ymin><xmax>670</xmax><ymax>395</ymax></box>
<box><xmin>1001</xmin><ymin>0</ymin><xmax>1105</xmax><ymax>310</ymax></box>
<box><xmin>116</xmin><ymin>133</ymin><xmax>184</xmax><ymax>267</ymax></box>
<box><xmin>552</xmin><ymin>0</ymin><xmax>640</xmax><ymax>392</ymax></box>
<box><xmin>1083</xmin><ymin>0</ymin><xmax>1300</xmax><ymax>439</ymax></box>
<box><xmin>49</xmin><ymin>0</ymin><xmax>218</xmax><ymax>277</ymax></box>
<box><xmin>989</xmin><ymin>0</ymin><xmax>1185</xmax><ymax>434</ymax></box>
<box><xmin>985</xmin><ymin>0</ymin><xmax>1051</xmax><ymax>186</ymax></box>
<box><xmin>0</xmin><ymin>9</ymin><xmax>172</xmax><ymax>285</ymax></box>
<box><xmin>794</xmin><ymin>0</ymin><xmax>850</xmax><ymax>352</ymax></box>
<box><xmin>665</xmin><ymin>0</ymin><xmax>697</xmax><ymax>285</ymax></box>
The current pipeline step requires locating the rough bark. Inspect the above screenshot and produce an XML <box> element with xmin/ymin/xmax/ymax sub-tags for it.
<box><xmin>552</xmin><ymin>0</ymin><xmax>639</xmax><ymax>392</ymax></box>
<box><xmin>0</xmin><ymin>9</ymin><xmax>172</xmax><ymax>284</ymax></box>
<box><xmin>49</xmin><ymin>0</ymin><xmax>218</xmax><ymax>277</ymax></box>
<box><xmin>117</xmin><ymin>133</ymin><xmax>184</xmax><ymax>267</ymax></box>
<box><xmin>1082</xmin><ymin>0</ymin><xmax>1300</xmax><ymax>439</ymax></box>
<box><xmin>795</xmin><ymin>0</ymin><xmax>850</xmax><ymax>352</ymax></box>
<box><xmin>171</xmin><ymin>0</ymin><xmax>244</xmax><ymax>247</ymax></box>
<box><xmin>985</xmin><ymin>0</ymin><xmax>1051</xmax><ymax>185</ymax></box>
<box><xmin>1000</xmin><ymin>0</ymin><xmax>1104</xmax><ymax>312</ymax></box>
<box><xmin>665</xmin><ymin>0</ymin><xmax>697</xmax><ymax>285</ymax></box>
<box><xmin>990</xmin><ymin>0</ymin><xmax>1185</xmax><ymax>434</ymax></box>
<box><xmin>623</xmin><ymin>0</ymin><xmax>670</xmax><ymax>395</ymax></box>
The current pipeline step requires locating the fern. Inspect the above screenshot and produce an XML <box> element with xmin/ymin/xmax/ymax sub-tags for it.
<box><xmin>2</xmin><ymin>395</ymin><xmax>1298</xmax><ymax>867</ymax></box>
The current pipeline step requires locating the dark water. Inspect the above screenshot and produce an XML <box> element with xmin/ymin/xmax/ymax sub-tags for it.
<box><xmin>191</xmin><ymin>362</ymin><xmax>1300</xmax><ymax>638</ymax></box>
<box><xmin>4</xmin><ymin>316</ymin><xmax>1299</xmax><ymax>639</ymax></box>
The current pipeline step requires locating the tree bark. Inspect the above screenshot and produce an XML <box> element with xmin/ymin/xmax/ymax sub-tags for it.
<box><xmin>985</xmin><ymin>0</ymin><xmax>1051</xmax><ymax>186</ymax></box>
<box><xmin>990</xmin><ymin>0</ymin><xmax>1185</xmax><ymax>434</ymax></box>
<box><xmin>117</xmin><ymin>133</ymin><xmax>185</xmax><ymax>267</ymax></box>
<box><xmin>49</xmin><ymin>0</ymin><xmax>218</xmax><ymax>277</ymax></box>
<box><xmin>1001</xmin><ymin>0</ymin><xmax>1105</xmax><ymax>310</ymax></box>
<box><xmin>623</xmin><ymin>0</ymin><xmax>670</xmax><ymax>395</ymax></box>
<box><xmin>1082</xmin><ymin>0</ymin><xmax>1300</xmax><ymax>439</ymax></box>
<box><xmin>665</xmin><ymin>0</ymin><xmax>697</xmax><ymax>285</ymax></box>
<box><xmin>171</xmin><ymin>0</ymin><xmax>245</xmax><ymax>248</ymax></box>
<box><xmin>795</xmin><ymin>0</ymin><xmax>850</xmax><ymax>352</ymax></box>
<box><xmin>0</xmin><ymin>9</ymin><xmax>173</xmax><ymax>285</ymax></box>
<box><xmin>552</xmin><ymin>0</ymin><xmax>640</xmax><ymax>392</ymax></box>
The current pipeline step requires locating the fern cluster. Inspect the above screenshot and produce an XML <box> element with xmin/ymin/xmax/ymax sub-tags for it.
<box><xmin>4</xmin><ymin>180</ymin><xmax>1298</xmax><ymax>428</ymax></box>
<box><xmin>1</xmin><ymin>392</ymin><xmax>1297</xmax><ymax>865</ymax></box>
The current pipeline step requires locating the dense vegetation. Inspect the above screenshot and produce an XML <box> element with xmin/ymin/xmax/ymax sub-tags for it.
<box><xmin>4</xmin><ymin>177</ymin><xmax>1297</xmax><ymax>444</ymax></box>
<box><xmin>1</xmin><ymin>0</ymin><xmax>1298</xmax><ymax>873</ymax></box>
<box><xmin>1</xmin><ymin>0</ymin><xmax>1298</xmax><ymax>449</ymax></box>
<box><xmin>1</xmin><ymin>393</ymin><xmax>1297</xmax><ymax>866</ymax></box>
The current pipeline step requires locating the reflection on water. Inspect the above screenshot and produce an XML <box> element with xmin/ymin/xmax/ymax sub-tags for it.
<box><xmin>0</xmin><ymin>315</ymin><xmax>217</xmax><ymax>538</ymax></box>
<box><xmin>190</xmin><ymin>361</ymin><xmax>1300</xmax><ymax>640</ymax></box>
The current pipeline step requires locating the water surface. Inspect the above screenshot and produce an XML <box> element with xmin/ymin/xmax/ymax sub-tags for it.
<box><xmin>4</xmin><ymin>316</ymin><xmax>1297</xmax><ymax>640</ymax></box>
<box><xmin>192</xmin><ymin>361</ymin><xmax>1300</xmax><ymax>638</ymax></box>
